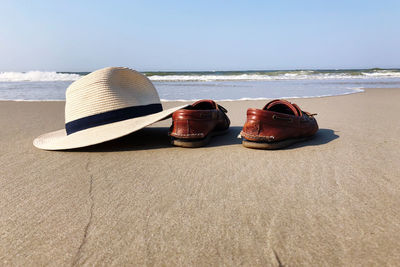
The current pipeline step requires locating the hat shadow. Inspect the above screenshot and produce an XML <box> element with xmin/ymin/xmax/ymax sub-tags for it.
<box><xmin>70</xmin><ymin>126</ymin><xmax>243</xmax><ymax>152</ymax></box>
<box><xmin>72</xmin><ymin>127</ymin><xmax>173</xmax><ymax>152</ymax></box>
<box><xmin>69</xmin><ymin>127</ymin><xmax>338</xmax><ymax>152</ymax></box>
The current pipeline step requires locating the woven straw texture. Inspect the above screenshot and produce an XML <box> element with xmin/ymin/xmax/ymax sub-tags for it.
<box><xmin>33</xmin><ymin>67</ymin><xmax>186</xmax><ymax>150</ymax></box>
<box><xmin>65</xmin><ymin>67</ymin><xmax>160</xmax><ymax>123</ymax></box>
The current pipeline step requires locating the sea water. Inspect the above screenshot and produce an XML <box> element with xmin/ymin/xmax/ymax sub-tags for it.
<box><xmin>1</xmin><ymin>69</ymin><xmax>400</xmax><ymax>101</ymax></box>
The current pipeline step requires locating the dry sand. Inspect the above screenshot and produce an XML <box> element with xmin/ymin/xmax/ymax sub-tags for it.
<box><xmin>1</xmin><ymin>88</ymin><xmax>400</xmax><ymax>266</ymax></box>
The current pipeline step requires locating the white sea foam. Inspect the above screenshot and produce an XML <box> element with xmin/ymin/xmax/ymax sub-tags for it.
<box><xmin>361</xmin><ymin>71</ymin><xmax>400</xmax><ymax>77</ymax></box>
<box><xmin>0</xmin><ymin>99</ymin><xmax>65</xmax><ymax>102</ymax></box>
<box><xmin>149</xmin><ymin>72</ymin><xmax>400</xmax><ymax>82</ymax></box>
<box><xmin>1</xmin><ymin>70</ymin><xmax>400</xmax><ymax>82</ymax></box>
<box><xmin>159</xmin><ymin>87</ymin><xmax>365</xmax><ymax>102</ymax></box>
<box><xmin>0</xmin><ymin>69</ymin><xmax>393</xmax><ymax>101</ymax></box>
<box><xmin>0</xmin><ymin>71</ymin><xmax>81</xmax><ymax>82</ymax></box>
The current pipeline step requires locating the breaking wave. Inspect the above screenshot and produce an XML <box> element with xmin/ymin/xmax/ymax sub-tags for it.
<box><xmin>147</xmin><ymin>69</ymin><xmax>400</xmax><ymax>81</ymax></box>
<box><xmin>1</xmin><ymin>69</ymin><xmax>400</xmax><ymax>82</ymax></box>
<box><xmin>0</xmin><ymin>71</ymin><xmax>82</xmax><ymax>82</ymax></box>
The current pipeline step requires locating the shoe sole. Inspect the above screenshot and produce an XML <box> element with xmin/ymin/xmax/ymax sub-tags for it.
<box><xmin>171</xmin><ymin>129</ymin><xmax>229</xmax><ymax>148</ymax></box>
<box><xmin>242</xmin><ymin>136</ymin><xmax>313</xmax><ymax>150</ymax></box>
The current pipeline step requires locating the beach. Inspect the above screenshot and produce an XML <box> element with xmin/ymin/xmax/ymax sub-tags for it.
<box><xmin>1</xmin><ymin>88</ymin><xmax>400</xmax><ymax>265</ymax></box>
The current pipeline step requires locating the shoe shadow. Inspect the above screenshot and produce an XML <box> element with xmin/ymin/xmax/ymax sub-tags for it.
<box><xmin>285</xmin><ymin>128</ymin><xmax>339</xmax><ymax>150</ymax></box>
<box><xmin>206</xmin><ymin>126</ymin><xmax>243</xmax><ymax>147</ymax></box>
<box><xmin>68</xmin><ymin>127</ymin><xmax>338</xmax><ymax>152</ymax></box>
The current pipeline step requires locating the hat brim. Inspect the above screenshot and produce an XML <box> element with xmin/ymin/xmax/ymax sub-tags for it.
<box><xmin>33</xmin><ymin>104</ymin><xmax>188</xmax><ymax>150</ymax></box>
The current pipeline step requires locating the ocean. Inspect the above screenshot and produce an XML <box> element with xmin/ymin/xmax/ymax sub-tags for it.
<box><xmin>1</xmin><ymin>69</ymin><xmax>400</xmax><ymax>101</ymax></box>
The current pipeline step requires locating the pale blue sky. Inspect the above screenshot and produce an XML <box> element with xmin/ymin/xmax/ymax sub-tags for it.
<box><xmin>0</xmin><ymin>0</ymin><xmax>399</xmax><ymax>71</ymax></box>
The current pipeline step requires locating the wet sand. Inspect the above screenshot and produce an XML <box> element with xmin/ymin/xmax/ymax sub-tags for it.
<box><xmin>1</xmin><ymin>88</ymin><xmax>400</xmax><ymax>266</ymax></box>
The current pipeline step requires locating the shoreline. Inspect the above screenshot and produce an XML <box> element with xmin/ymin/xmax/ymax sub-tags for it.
<box><xmin>0</xmin><ymin>87</ymin><xmax>368</xmax><ymax>102</ymax></box>
<box><xmin>1</xmin><ymin>87</ymin><xmax>400</xmax><ymax>265</ymax></box>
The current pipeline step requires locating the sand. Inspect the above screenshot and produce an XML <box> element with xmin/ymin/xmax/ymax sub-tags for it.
<box><xmin>1</xmin><ymin>88</ymin><xmax>400</xmax><ymax>266</ymax></box>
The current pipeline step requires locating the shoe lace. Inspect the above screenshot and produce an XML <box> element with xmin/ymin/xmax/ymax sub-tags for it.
<box><xmin>217</xmin><ymin>104</ymin><xmax>228</xmax><ymax>113</ymax></box>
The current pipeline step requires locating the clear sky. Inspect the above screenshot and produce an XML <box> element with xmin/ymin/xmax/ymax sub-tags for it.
<box><xmin>0</xmin><ymin>0</ymin><xmax>399</xmax><ymax>71</ymax></box>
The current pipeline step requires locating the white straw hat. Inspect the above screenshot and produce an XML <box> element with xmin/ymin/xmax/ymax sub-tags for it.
<box><xmin>33</xmin><ymin>67</ymin><xmax>187</xmax><ymax>150</ymax></box>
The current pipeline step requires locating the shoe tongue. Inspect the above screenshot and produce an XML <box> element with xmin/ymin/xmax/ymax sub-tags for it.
<box><xmin>191</xmin><ymin>99</ymin><xmax>217</xmax><ymax>109</ymax></box>
<box><xmin>263</xmin><ymin>99</ymin><xmax>300</xmax><ymax>116</ymax></box>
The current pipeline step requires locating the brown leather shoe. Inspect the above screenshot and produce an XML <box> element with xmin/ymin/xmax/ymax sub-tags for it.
<box><xmin>240</xmin><ymin>99</ymin><xmax>318</xmax><ymax>149</ymax></box>
<box><xmin>169</xmin><ymin>100</ymin><xmax>230</xmax><ymax>147</ymax></box>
